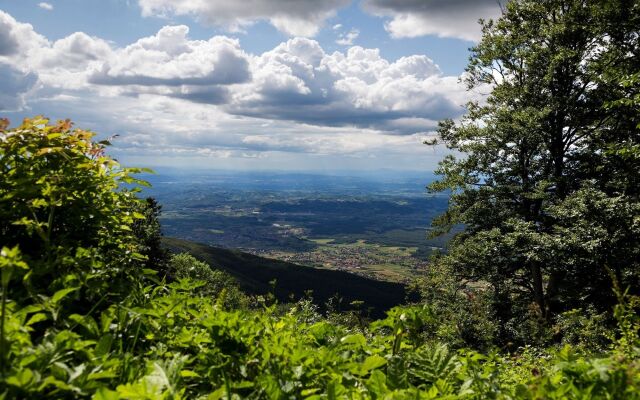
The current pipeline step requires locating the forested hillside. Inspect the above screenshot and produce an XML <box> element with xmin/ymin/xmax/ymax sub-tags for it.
<box><xmin>163</xmin><ymin>237</ymin><xmax>407</xmax><ymax>317</ymax></box>
<box><xmin>1</xmin><ymin>0</ymin><xmax>639</xmax><ymax>398</ymax></box>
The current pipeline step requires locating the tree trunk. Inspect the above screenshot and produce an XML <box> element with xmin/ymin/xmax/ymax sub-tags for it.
<box><xmin>531</xmin><ymin>262</ymin><xmax>547</xmax><ymax>320</ymax></box>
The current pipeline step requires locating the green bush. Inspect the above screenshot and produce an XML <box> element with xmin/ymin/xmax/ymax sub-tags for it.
<box><xmin>0</xmin><ymin>117</ymin><xmax>149</xmax><ymax>306</ymax></box>
<box><xmin>553</xmin><ymin>308</ymin><xmax>610</xmax><ymax>351</ymax></box>
<box><xmin>2</xmin><ymin>259</ymin><xmax>638</xmax><ymax>398</ymax></box>
<box><xmin>412</xmin><ymin>260</ymin><xmax>498</xmax><ymax>350</ymax></box>
<box><xmin>168</xmin><ymin>253</ymin><xmax>249</xmax><ymax>309</ymax></box>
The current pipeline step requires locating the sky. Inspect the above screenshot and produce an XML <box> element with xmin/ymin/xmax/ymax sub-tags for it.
<box><xmin>0</xmin><ymin>0</ymin><xmax>501</xmax><ymax>172</ymax></box>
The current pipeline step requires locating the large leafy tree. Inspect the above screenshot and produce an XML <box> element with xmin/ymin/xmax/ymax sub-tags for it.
<box><xmin>429</xmin><ymin>0</ymin><xmax>639</xmax><ymax>336</ymax></box>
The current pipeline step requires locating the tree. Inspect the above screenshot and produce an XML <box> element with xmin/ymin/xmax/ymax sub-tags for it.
<box><xmin>133</xmin><ymin>197</ymin><xmax>170</xmax><ymax>276</ymax></box>
<box><xmin>428</xmin><ymin>0</ymin><xmax>639</xmax><ymax>339</ymax></box>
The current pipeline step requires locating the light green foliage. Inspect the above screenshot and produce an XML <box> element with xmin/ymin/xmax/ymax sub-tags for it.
<box><xmin>2</xmin><ymin>270</ymin><xmax>638</xmax><ymax>398</ymax></box>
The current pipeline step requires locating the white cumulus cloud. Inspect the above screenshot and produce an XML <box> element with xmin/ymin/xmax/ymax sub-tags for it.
<box><xmin>87</xmin><ymin>25</ymin><xmax>251</xmax><ymax>103</ymax></box>
<box><xmin>89</xmin><ymin>26</ymin><xmax>250</xmax><ymax>86</ymax></box>
<box><xmin>0</xmin><ymin>10</ymin><xmax>48</xmax><ymax>57</ymax></box>
<box><xmin>228</xmin><ymin>38</ymin><xmax>466</xmax><ymax>134</ymax></box>
<box><xmin>38</xmin><ymin>2</ymin><xmax>54</xmax><ymax>11</ymax></box>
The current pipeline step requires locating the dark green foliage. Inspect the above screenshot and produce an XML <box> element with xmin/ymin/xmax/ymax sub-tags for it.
<box><xmin>133</xmin><ymin>198</ymin><xmax>170</xmax><ymax>277</ymax></box>
<box><xmin>411</xmin><ymin>261</ymin><xmax>498</xmax><ymax>350</ymax></box>
<box><xmin>547</xmin><ymin>187</ymin><xmax>640</xmax><ymax>313</ymax></box>
<box><xmin>553</xmin><ymin>307</ymin><xmax>610</xmax><ymax>351</ymax></box>
<box><xmin>428</xmin><ymin>0</ymin><xmax>640</xmax><ymax>339</ymax></box>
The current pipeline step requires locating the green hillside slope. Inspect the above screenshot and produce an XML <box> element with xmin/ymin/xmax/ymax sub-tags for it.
<box><xmin>163</xmin><ymin>237</ymin><xmax>407</xmax><ymax>316</ymax></box>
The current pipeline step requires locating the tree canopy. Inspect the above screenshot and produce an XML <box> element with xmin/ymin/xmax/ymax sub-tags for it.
<box><xmin>429</xmin><ymin>0</ymin><xmax>640</xmax><ymax>341</ymax></box>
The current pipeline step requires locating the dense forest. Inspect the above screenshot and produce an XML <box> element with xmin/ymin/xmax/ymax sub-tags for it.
<box><xmin>1</xmin><ymin>0</ymin><xmax>639</xmax><ymax>398</ymax></box>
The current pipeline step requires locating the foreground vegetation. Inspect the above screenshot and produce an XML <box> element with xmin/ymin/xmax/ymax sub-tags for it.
<box><xmin>1</xmin><ymin>0</ymin><xmax>639</xmax><ymax>398</ymax></box>
<box><xmin>3</xmin><ymin>250</ymin><xmax>640</xmax><ymax>399</ymax></box>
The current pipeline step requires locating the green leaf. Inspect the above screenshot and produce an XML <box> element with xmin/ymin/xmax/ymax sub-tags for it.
<box><xmin>361</xmin><ymin>355</ymin><xmax>387</xmax><ymax>374</ymax></box>
<box><xmin>5</xmin><ymin>368</ymin><xmax>34</xmax><ymax>388</ymax></box>
<box><xmin>366</xmin><ymin>370</ymin><xmax>388</xmax><ymax>397</ymax></box>
<box><xmin>179</xmin><ymin>370</ymin><xmax>200</xmax><ymax>378</ymax></box>
<box><xmin>95</xmin><ymin>334</ymin><xmax>114</xmax><ymax>357</ymax></box>
<box><xmin>386</xmin><ymin>356</ymin><xmax>407</xmax><ymax>390</ymax></box>
<box><xmin>18</xmin><ymin>304</ymin><xmax>44</xmax><ymax>315</ymax></box>
<box><xmin>340</xmin><ymin>334</ymin><xmax>366</xmax><ymax>347</ymax></box>
<box><xmin>142</xmin><ymin>268</ymin><xmax>158</xmax><ymax>276</ymax></box>
<box><xmin>70</xmin><ymin>314</ymin><xmax>100</xmax><ymax>336</ymax></box>
<box><xmin>207</xmin><ymin>387</ymin><xmax>227</xmax><ymax>400</ymax></box>
<box><xmin>38</xmin><ymin>376</ymin><xmax>72</xmax><ymax>391</ymax></box>
<box><xmin>35</xmin><ymin>146</ymin><xmax>63</xmax><ymax>156</ymax></box>
<box><xmin>25</xmin><ymin>313</ymin><xmax>48</xmax><ymax>326</ymax></box>
<box><xmin>52</xmin><ymin>287</ymin><xmax>78</xmax><ymax>304</ymax></box>
<box><xmin>92</xmin><ymin>387</ymin><xmax>120</xmax><ymax>400</ymax></box>
<box><xmin>301</xmin><ymin>388</ymin><xmax>320</xmax><ymax>396</ymax></box>
<box><xmin>231</xmin><ymin>381</ymin><xmax>253</xmax><ymax>389</ymax></box>
<box><xmin>88</xmin><ymin>371</ymin><xmax>118</xmax><ymax>381</ymax></box>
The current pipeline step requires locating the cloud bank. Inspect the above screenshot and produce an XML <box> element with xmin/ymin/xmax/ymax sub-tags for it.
<box><xmin>0</xmin><ymin>9</ymin><xmax>471</xmax><ymax>167</ymax></box>
<box><xmin>136</xmin><ymin>0</ymin><xmax>502</xmax><ymax>42</ymax></box>
<box><xmin>230</xmin><ymin>38</ymin><xmax>465</xmax><ymax>134</ymax></box>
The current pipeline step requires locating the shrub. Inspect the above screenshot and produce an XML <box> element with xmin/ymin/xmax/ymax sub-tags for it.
<box><xmin>553</xmin><ymin>308</ymin><xmax>610</xmax><ymax>351</ymax></box>
<box><xmin>413</xmin><ymin>260</ymin><xmax>498</xmax><ymax>350</ymax></box>
<box><xmin>169</xmin><ymin>253</ymin><xmax>248</xmax><ymax>309</ymax></box>
<box><xmin>0</xmin><ymin>117</ymin><xmax>149</xmax><ymax>308</ymax></box>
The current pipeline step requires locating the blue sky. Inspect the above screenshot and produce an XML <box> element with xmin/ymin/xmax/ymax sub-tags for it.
<box><xmin>0</xmin><ymin>0</ymin><xmax>500</xmax><ymax>172</ymax></box>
